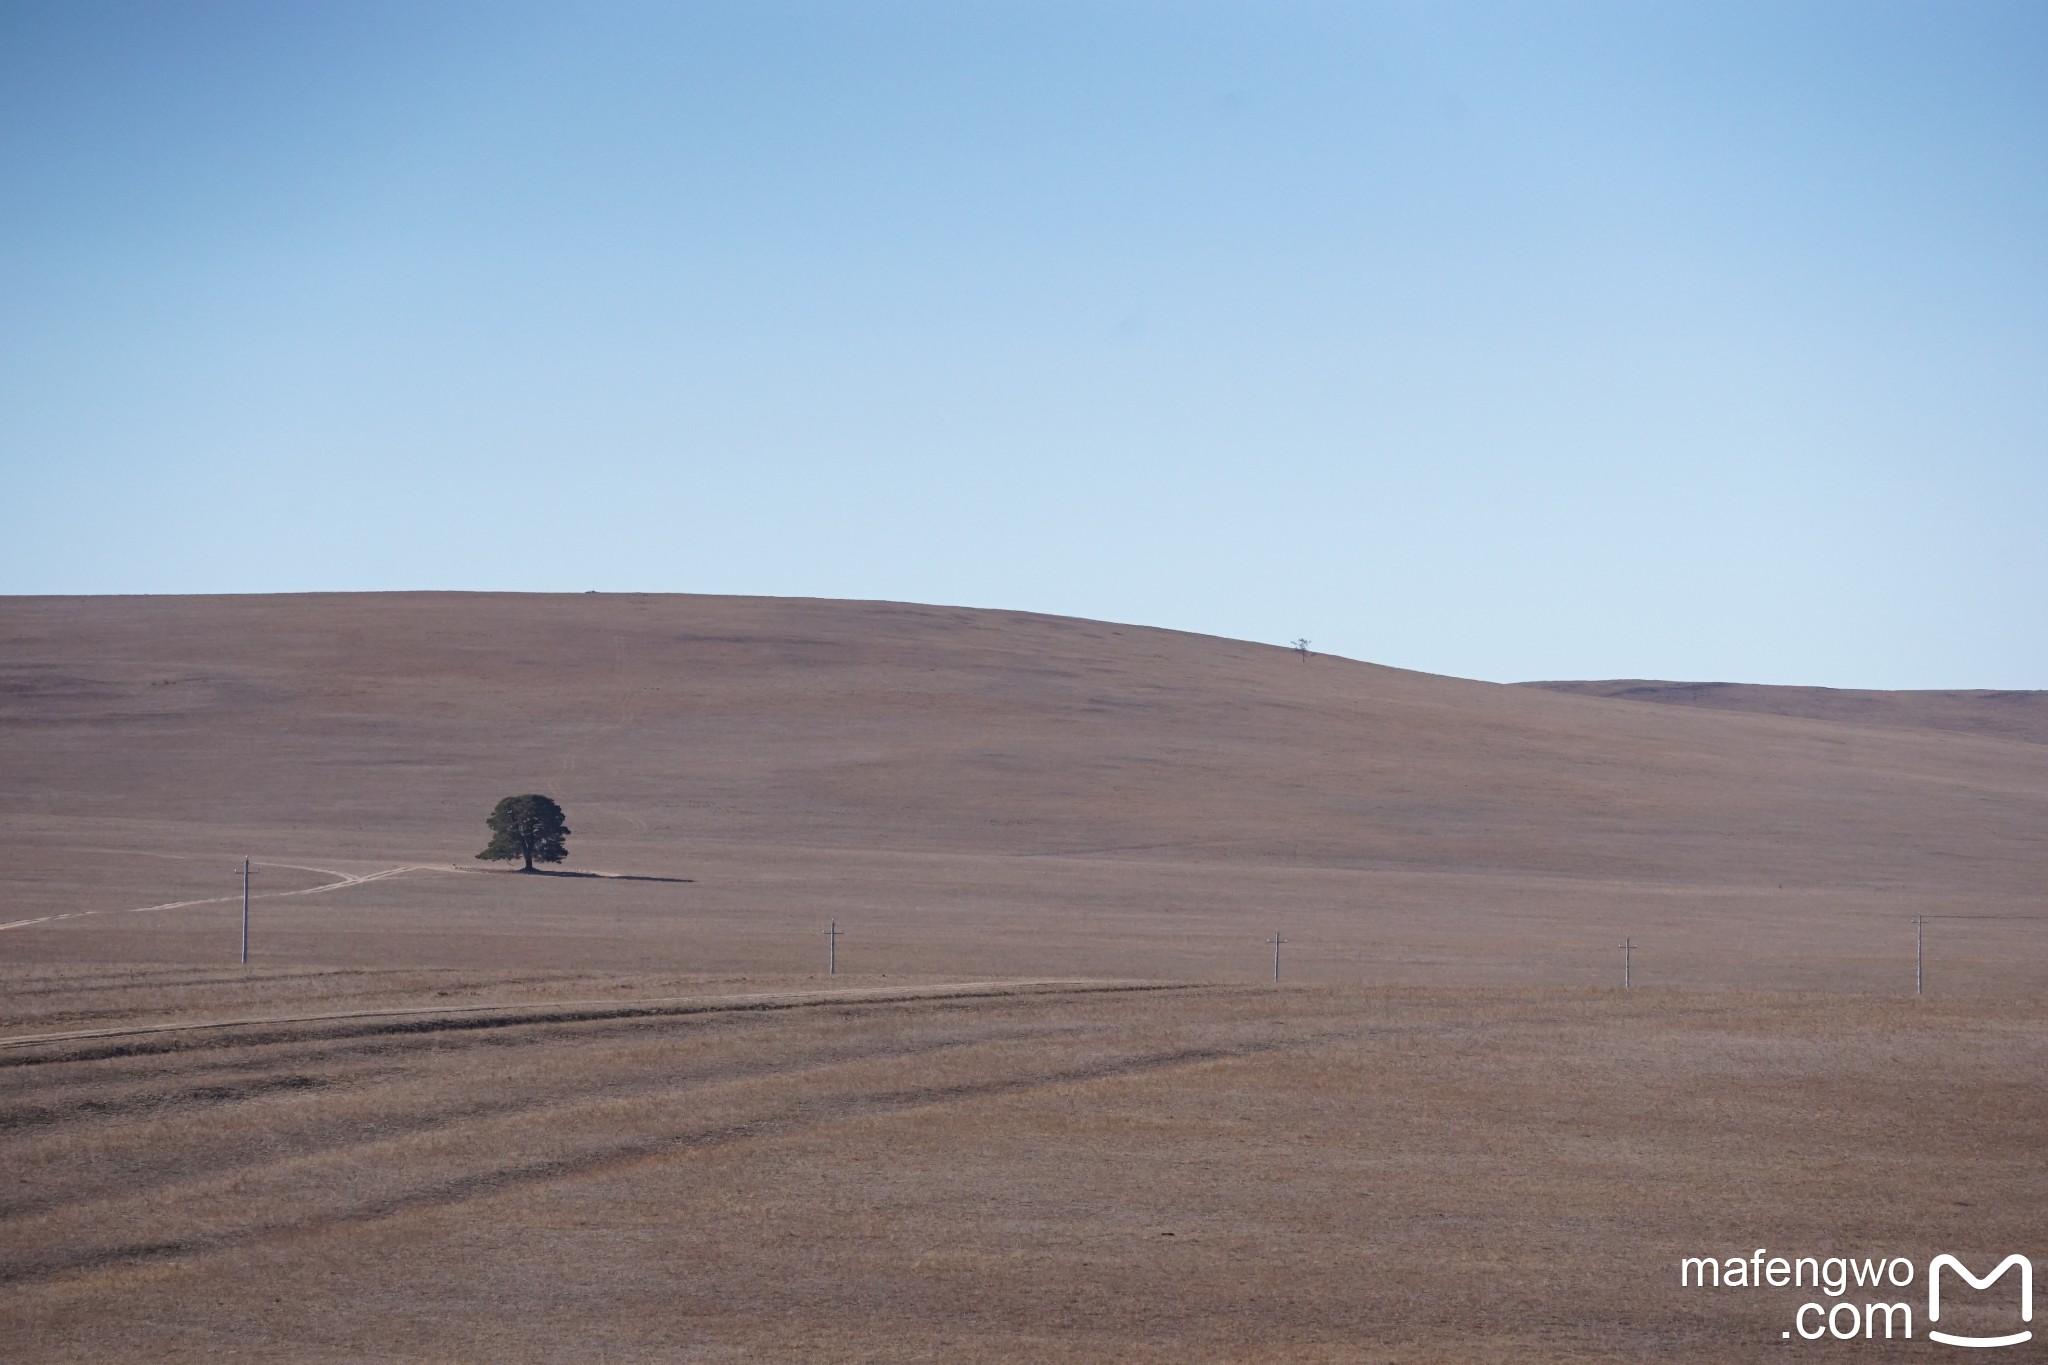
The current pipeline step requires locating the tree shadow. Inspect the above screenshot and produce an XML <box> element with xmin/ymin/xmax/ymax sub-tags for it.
<box><xmin>495</xmin><ymin>869</ymin><xmax>694</xmax><ymax>884</ymax></box>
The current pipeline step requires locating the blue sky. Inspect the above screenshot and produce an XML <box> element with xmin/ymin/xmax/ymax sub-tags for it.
<box><xmin>3</xmin><ymin>1</ymin><xmax>2043</xmax><ymax>686</ymax></box>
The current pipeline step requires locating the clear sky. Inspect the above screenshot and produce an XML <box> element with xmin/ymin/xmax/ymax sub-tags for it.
<box><xmin>3</xmin><ymin>1</ymin><xmax>2043</xmax><ymax>687</ymax></box>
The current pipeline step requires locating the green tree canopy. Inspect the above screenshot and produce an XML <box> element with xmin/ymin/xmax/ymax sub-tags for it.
<box><xmin>477</xmin><ymin>794</ymin><xmax>570</xmax><ymax>872</ymax></box>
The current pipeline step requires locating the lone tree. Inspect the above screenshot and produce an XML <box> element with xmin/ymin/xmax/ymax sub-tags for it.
<box><xmin>477</xmin><ymin>794</ymin><xmax>570</xmax><ymax>872</ymax></box>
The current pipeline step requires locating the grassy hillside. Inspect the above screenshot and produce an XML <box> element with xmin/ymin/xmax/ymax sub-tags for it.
<box><xmin>1520</xmin><ymin>677</ymin><xmax>2048</xmax><ymax>746</ymax></box>
<box><xmin>7</xmin><ymin>594</ymin><xmax>2046</xmax><ymax>1361</ymax></box>
<box><xmin>3</xmin><ymin>593</ymin><xmax>2044</xmax><ymax>987</ymax></box>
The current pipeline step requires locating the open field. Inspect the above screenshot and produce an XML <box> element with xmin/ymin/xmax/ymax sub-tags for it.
<box><xmin>3</xmin><ymin>593</ymin><xmax>2046</xmax><ymax>1358</ymax></box>
<box><xmin>1521</xmin><ymin>677</ymin><xmax>2048</xmax><ymax>746</ymax></box>
<box><xmin>3</xmin><ymin>968</ymin><xmax>2044</xmax><ymax>1361</ymax></box>
<box><xmin>5</xmin><ymin>592</ymin><xmax>2045</xmax><ymax>990</ymax></box>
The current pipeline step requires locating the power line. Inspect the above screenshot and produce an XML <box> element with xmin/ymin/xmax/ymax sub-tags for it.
<box><xmin>1912</xmin><ymin>914</ymin><xmax>2048</xmax><ymax>996</ymax></box>
<box><xmin>1911</xmin><ymin>915</ymin><xmax>2048</xmax><ymax>920</ymax></box>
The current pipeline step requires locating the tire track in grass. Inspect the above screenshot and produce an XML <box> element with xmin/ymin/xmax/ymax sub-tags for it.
<box><xmin>0</xmin><ymin>979</ymin><xmax>1202</xmax><ymax>1060</ymax></box>
<box><xmin>0</xmin><ymin>1015</ymin><xmax>1117</xmax><ymax>1222</ymax></box>
<box><xmin>0</xmin><ymin>1030</ymin><xmax>1298</xmax><ymax>1287</ymax></box>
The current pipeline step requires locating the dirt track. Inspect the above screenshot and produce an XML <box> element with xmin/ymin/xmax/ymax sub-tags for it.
<box><xmin>0</xmin><ymin>861</ymin><xmax>451</xmax><ymax>935</ymax></box>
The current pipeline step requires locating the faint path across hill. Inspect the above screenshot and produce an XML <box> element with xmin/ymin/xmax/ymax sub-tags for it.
<box><xmin>0</xmin><ymin>861</ymin><xmax>458</xmax><ymax>934</ymax></box>
<box><xmin>0</xmin><ymin>856</ymin><xmax>696</xmax><ymax>936</ymax></box>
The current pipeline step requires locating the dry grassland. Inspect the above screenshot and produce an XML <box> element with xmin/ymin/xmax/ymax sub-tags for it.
<box><xmin>2</xmin><ymin>970</ymin><xmax>2043</xmax><ymax>1360</ymax></box>
<box><xmin>3</xmin><ymin>594</ymin><xmax>2046</xmax><ymax>1358</ymax></box>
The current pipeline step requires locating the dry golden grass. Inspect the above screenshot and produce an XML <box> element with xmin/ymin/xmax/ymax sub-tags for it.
<box><xmin>2</xmin><ymin>970</ymin><xmax>2043</xmax><ymax>1361</ymax></box>
<box><xmin>1523</xmin><ymin>677</ymin><xmax>2048</xmax><ymax>745</ymax></box>
<box><xmin>4</xmin><ymin>593</ymin><xmax>2044</xmax><ymax>997</ymax></box>
<box><xmin>3</xmin><ymin>593</ymin><xmax>2045</xmax><ymax>1358</ymax></box>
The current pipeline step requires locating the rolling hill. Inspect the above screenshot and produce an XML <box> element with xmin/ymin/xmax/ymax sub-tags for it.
<box><xmin>1520</xmin><ymin>677</ymin><xmax>2048</xmax><ymax>746</ymax></box>
<box><xmin>4</xmin><ymin>592</ymin><xmax>2044</xmax><ymax>987</ymax></box>
<box><xmin>7</xmin><ymin>592</ymin><xmax>2048</xmax><ymax>1362</ymax></box>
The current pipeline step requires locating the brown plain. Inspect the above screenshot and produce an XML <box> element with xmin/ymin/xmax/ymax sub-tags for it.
<box><xmin>3</xmin><ymin>592</ymin><xmax>2045</xmax><ymax>1361</ymax></box>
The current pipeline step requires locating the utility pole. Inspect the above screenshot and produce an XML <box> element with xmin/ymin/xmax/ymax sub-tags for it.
<box><xmin>825</xmin><ymin>919</ymin><xmax>842</xmax><ymax>976</ymax></box>
<box><xmin>1270</xmin><ymin>930</ymin><xmax>1287</xmax><ymax>983</ymax></box>
<box><xmin>1915</xmin><ymin>915</ymin><xmax>1924</xmax><ymax>996</ymax></box>
<box><xmin>1620</xmin><ymin>938</ymin><xmax>1633</xmax><ymax>989</ymax></box>
<box><xmin>235</xmin><ymin>857</ymin><xmax>258</xmax><ymax>965</ymax></box>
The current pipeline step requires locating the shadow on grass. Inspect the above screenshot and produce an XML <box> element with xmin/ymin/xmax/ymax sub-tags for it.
<box><xmin>488</xmin><ymin>869</ymin><xmax>694</xmax><ymax>884</ymax></box>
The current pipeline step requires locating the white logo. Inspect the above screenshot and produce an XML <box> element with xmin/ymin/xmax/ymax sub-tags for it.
<box><xmin>1929</xmin><ymin>1253</ymin><xmax>2032</xmax><ymax>1349</ymax></box>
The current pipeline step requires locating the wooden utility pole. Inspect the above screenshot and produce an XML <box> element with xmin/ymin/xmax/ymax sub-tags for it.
<box><xmin>1270</xmin><ymin>930</ymin><xmax>1287</xmax><ymax>983</ymax></box>
<box><xmin>1909</xmin><ymin>915</ymin><xmax>2048</xmax><ymax>998</ymax></box>
<box><xmin>1620</xmin><ymin>938</ymin><xmax>1633</xmax><ymax>989</ymax></box>
<box><xmin>825</xmin><ymin>919</ymin><xmax>842</xmax><ymax>975</ymax></box>
<box><xmin>235</xmin><ymin>857</ymin><xmax>258</xmax><ymax>965</ymax></box>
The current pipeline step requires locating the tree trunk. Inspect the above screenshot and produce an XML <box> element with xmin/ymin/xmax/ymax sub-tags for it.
<box><xmin>522</xmin><ymin>846</ymin><xmax>534</xmax><ymax>872</ymax></box>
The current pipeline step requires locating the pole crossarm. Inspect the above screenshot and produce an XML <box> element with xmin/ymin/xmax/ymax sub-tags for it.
<box><xmin>1911</xmin><ymin>914</ymin><xmax>2048</xmax><ymax>997</ymax></box>
<box><xmin>1912</xmin><ymin>915</ymin><xmax>2048</xmax><ymax>920</ymax></box>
